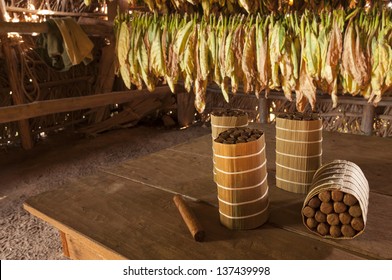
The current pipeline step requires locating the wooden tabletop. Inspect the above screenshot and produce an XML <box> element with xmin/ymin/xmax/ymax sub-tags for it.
<box><xmin>24</xmin><ymin>124</ymin><xmax>392</xmax><ymax>259</ymax></box>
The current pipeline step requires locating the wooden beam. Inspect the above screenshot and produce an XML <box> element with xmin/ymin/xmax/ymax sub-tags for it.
<box><xmin>5</xmin><ymin>6</ymin><xmax>106</xmax><ymax>18</ymax></box>
<box><xmin>0</xmin><ymin>21</ymin><xmax>113</xmax><ymax>37</ymax></box>
<box><xmin>206</xmin><ymin>85</ymin><xmax>392</xmax><ymax>107</ymax></box>
<box><xmin>0</xmin><ymin>87</ymin><xmax>172</xmax><ymax>123</ymax></box>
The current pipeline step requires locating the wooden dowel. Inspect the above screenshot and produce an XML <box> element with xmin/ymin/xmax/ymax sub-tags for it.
<box><xmin>173</xmin><ymin>194</ymin><xmax>205</xmax><ymax>242</ymax></box>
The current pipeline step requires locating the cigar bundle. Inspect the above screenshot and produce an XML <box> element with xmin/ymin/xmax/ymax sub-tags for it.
<box><xmin>302</xmin><ymin>160</ymin><xmax>369</xmax><ymax>239</ymax></box>
<box><xmin>210</xmin><ymin>109</ymin><xmax>248</xmax><ymax>140</ymax></box>
<box><xmin>214</xmin><ymin>127</ymin><xmax>263</xmax><ymax>144</ymax></box>
<box><xmin>212</xmin><ymin>109</ymin><xmax>247</xmax><ymax>117</ymax></box>
<box><xmin>303</xmin><ymin>190</ymin><xmax>365</xmax><ymax>238</ymax></box>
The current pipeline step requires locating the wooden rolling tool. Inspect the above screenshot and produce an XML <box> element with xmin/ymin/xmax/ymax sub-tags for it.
<box><xmin>173</xmin><ymin>194</ymin><xmax>205</xmax><ymax>242</ymax></box>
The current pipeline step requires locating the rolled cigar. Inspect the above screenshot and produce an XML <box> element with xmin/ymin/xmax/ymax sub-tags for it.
<box><xmin>330</xmin><ymin>225</ymin><xmax>342</xmax><ymax>238</ymax></box>
<box><xmin>318</xmin><ymin>191</ymin><xmax>331</xmax><ymax>202</ymax></box>
<box><xmin>306</xmin><ymin>217</ymin><xmax>318</xmax><ymax>229</ymax></box>
<box><xmin>341</xmin><ymin>224</ymin><xmax>356</xmax><ymax>238</ymax></box>
<box><xmin>331</xmin><ymin>190</ymin><xmax>344</xmax><ymax>202</ymax></box>
<box><xmin>303</xmin><ymin>206</ymin><xmax>315</xmax><ymax>218</ymax></box>
<box><xmin>173</xmin><ymin>195</ymin><xmax>205</xmax><ymax>242</ymax></box>
<box><xmin>333</xmin><ymin>202</ymin><xmax>347</xmax><ymax>213</ymax></box>
<box><xmin>351</xmin><ymin>217</ymin><xmax>365</xmax><ymax>231</ymax></box>
<box><xmin>320</xmin><ymin>201</ymin><xmax>333</xmax><ymax>214</ymax></box>
<box><xmin>348</xmin><ymin>204</ymin><xmax>362</xmax><ymax>218</ymax></box>
<box><xmin>343</xmin><ymin>193</ymin><xmax>358</xmax><ymax>206</ymax></box>
<box><xmin>327</xmin><ymin>213</ymin><xmax>340</xmax><ymax>226</ymax></box>
<box><xmin>317</xmin><ymin>223</ymin><xmax>330</xmax><ymax>236</ymax></box>
<box><xmin>315</xmin><ymin>211</ymin><xmax>327</xmax><ymax>223</ymax></box>
<box><xmin>308</xmin><ymin>197</ymin><xmax>321</xmax><ymax>208</ymax></box>
<box><xmin>339</xmin><ymin>212</ymin><xmax>352</xmax><ymax>225</ymax></box>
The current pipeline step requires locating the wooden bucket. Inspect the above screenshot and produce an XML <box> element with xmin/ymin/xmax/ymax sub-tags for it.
<box><xmin>210</xmin><ymin>110</ymin><xmax>248</xmax><ymax>140</ymax></box>
<box><xmin>213</xmin><ymin>133</ymin><xmax>269</xmax><ymax>230</ymax></box>
<box><xmin>302</xmin><ymin>160</ymin><xmax>369</xmax><ymax>239</ymax></box>
<box><xmin>275</xmin><ymin>116</ymin><xmax>322</xmax><ymax>194</ymax></box>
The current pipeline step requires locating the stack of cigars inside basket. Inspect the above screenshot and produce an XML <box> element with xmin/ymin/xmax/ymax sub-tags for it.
<box><xmin>211</xmin><ymin>109</ymin><xmax>270</xmax><ymax>230</ymax></box>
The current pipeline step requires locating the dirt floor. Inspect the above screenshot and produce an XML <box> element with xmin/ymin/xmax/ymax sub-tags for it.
<box><xmin>0</xmin><ymin>123</ymin><xmax>211</xmax><ymax>260</ymax></box>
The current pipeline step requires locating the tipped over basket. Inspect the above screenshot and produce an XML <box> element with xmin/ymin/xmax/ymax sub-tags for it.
<box><xmin>302</xmin><ymin>160</ymin><xmax>369</xmax><ymax>239</ymax></box>
<box><xmin>275</xmin><ymin>113</ymin><xmax>322</xmax><ymax>194</ymax></box>
<box><xmin>213</xmin><ymin>127</ymin><xmax>269</xmax><ymax>230</ymax></box>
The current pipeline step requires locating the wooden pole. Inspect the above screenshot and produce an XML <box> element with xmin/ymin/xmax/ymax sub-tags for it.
<box><xmin>0</xmin><ymin>1</ymin><xmax>34</xmax><ymax>149</ymax></box>
<box><xmin>0</xmin><ymin>87</ymin><xmax>172</xmax><ymax>123</ymax></box>
<box><xmin>361</xmin><ymin>103</ymin><xmax>375</xmax><ymax>136</ymax></box>
<box><xmin>258</xmin><ymin>96</ymin><xmax>269</xmax><ymax>124</ymax></box>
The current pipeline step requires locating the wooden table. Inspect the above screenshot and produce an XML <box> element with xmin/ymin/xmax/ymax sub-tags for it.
<box><xmin>23</xmin><ymin>124</ymin><xmax>392</xmax><ymax>259</ymax></box>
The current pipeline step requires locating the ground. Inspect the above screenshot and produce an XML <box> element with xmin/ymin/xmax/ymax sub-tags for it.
<box><xmin>0</xmin><ymin>123</ymin><xmax>210</xmax><ymax>260</ymax></box>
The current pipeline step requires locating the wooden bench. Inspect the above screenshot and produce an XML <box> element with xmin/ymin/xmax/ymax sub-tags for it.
<box><xmin>24</xmin><ymin>124</ymin><xmax>392</xmax><ymax>259</ymax></box>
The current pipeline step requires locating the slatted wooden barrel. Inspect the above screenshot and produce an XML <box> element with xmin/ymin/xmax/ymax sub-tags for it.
<box><xmin>213</xmin><ymin>132</ymin><xmax>269</xmax><ymax>230</ymax></box>
<box><xmin>275</xmin><ymin>116</ymin><xmax>322</xmax><ymax>194</ymax></box>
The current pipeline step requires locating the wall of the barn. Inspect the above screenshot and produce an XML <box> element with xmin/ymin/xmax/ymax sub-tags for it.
<box><xmin>204</xmin><ymin>88</ymin><xmax>392</xmax><ymax>137</ymax></box>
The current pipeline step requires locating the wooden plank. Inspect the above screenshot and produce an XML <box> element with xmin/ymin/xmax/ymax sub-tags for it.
<box><xmin>64</xmin><ymin>233</ymin><xmax>110</xmax><ymax>260</ymax></box>
<box><xmin>0</xmin><ymin>86</ymin><xmax>172</xmax><ymax>123</ymax></box>
<box><xmin>24</xmin><ymin>172</ymin><xmax>364</xmax><ymax>260</ymax></box>
<box><xmin>167</xmin><ymin>135</ymin><xmax>213</xmax><ymax>157</ymax></box>
<box><xmin>102</xmin><ymin>148</ymin><xmax>218</xmax><ymax>205</ymax></box>
<box><xmin>24</xmin><ymin>199</ymin><xmax>127</xmax><ymax>260</ymax></box>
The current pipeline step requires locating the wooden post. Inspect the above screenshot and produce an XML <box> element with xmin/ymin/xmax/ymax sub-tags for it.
<box><xmin>0</xmin><ymin>1</ymin><xmax>34</xmax><ymax>149</ymax></box>
<box><xmin>177</xmin><ymin>92</ymin><xmax>196</xmax><ymax>128</ymax></box>
<box><xmin>59</xmin><ymin>231</ymin><xmax>71</xmax><ymax>259</ymax></box>
<box><xmin>107</xmin><ymin>0</ymin><xmax>129</xmax><ymax>20</ymax></box>
<box><xmin>107</xmin><ymin>0</ymin><xmax>117</xmax><ymax>20</ymax></box>
<box><xmin>90</xmin><ymin>0</ymin><xmax>125</xmax><ymax>124</ymax></box>
<box><xmin>258</xmin><ymin>97</ymin><xmax>269</xmax><ymax>124</ymax></box>
<box><xmin>361</xmin><ymin>103</ymin><xmax>375</xmax><ymax>136</ymax></box>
